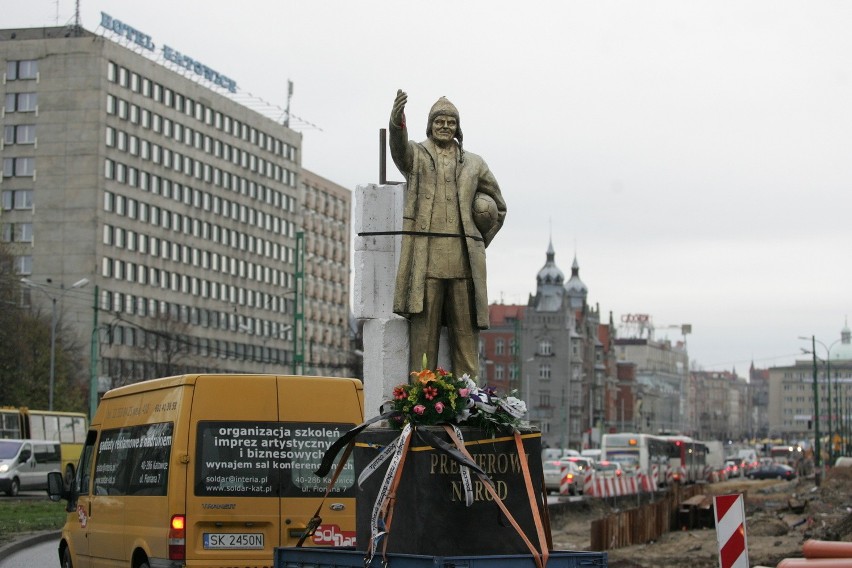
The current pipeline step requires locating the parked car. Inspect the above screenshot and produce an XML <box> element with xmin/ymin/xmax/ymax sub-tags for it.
<box><xmin>0</xmin><ymin>439</ymin><xmax>62</xmax><ymax>496</ymax></box>
<box><xmin>559</xmin><ymin>460</ymin><xmax>583</xmax><ymax>495</ymax></box>
<box><xmin>724</xmin><ymin>459</ymin><xmax>742</xmax><ymax>478</ymax></box>
<box><xmin>835</xmin><ymin>457</ymin><xmax>852</xmax><ymax>468</ymax></box>
<box><xmin>543</xmin><ymin>460</ymin><xmax>564</xmax><ymax>493</ymax></box>
<box><xmin>592</xmin><ymin>460</ymin><xmax>623</xmax><ymax>479</ymax></box>
<box><xmin>543</xmin><ymin>459</ymin><xmax>582</xmax><ymax>494</ymax></box>
<box><xmin>747</xmin><ymin>463</ymin><xmax>797</xmax><ymax>481</ymax></box>
<box><xmin>562</xmin><ymin>456</ymin><xmax>594</xmax><ymax>476</ymax></box>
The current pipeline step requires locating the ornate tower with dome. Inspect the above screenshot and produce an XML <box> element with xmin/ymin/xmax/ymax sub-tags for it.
<box><xmin>830</xmin><ymin>319</ymin><xmax>852</xmax><ymax>362</ymax></box>
<box><xmin>518</xmin><ymin>239</ymin><xmax>613</xmax><ymax>450</ymax></box>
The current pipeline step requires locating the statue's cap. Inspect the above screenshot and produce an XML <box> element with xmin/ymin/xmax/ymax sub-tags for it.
<box><xmin>428</xmin><ymin>97</ymin><xmax>459</xmax><ymax>122</ymax></box>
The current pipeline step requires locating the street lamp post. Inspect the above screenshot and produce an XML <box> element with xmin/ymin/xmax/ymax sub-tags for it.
<box><xmin>801</xmin><ymin>335</ymin><xmax>843</xmax><ymax>464</ymax></box>
<box><xmin>810</xmin><ymin>337</ymin><xmax>842</xmax><ymax>463</ymax></box>
<box><xmin>21</xmin><ymin>277</ymin><xmax>89</xmax><ymax>410</ymax></box>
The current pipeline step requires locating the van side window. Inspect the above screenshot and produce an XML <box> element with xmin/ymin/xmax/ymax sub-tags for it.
<box><xmin>19</xmin><ymin>443</ymin><xmax>32</xmax><ymax>463</ymax></box>
<box><xmin>77</xmin><ymin>431</ymin><xmax>98</xmax><ymax>495</ymax></box>
<box><xmin>93</xmin><ymin>422</ymin><xmax>173</xmax><ymax>496</ymax></box>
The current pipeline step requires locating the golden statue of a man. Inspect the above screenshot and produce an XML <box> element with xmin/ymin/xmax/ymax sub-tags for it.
<box><xmin>389</xmin><ymin>89</ymin><xmax>507</xmax><ymax>379</ymax></box>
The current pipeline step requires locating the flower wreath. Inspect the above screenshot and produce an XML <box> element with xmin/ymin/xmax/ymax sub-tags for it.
<box><xmin>387</xmin><ymin>358</ymin><xmax>527</xmax><ymax>434</ymax></box>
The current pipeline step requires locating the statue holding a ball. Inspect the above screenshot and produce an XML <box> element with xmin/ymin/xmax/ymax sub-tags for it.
<box><xmin>388</xmin><ymin>89</ymin><xmax>507</xmax><ymax>380</ymax></box>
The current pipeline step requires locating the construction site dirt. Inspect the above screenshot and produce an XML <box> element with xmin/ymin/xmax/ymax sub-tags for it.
<box><xmin>549</xmin><ymin>467</ymin><xmax>852</xmax><ymax>567</ymax></box>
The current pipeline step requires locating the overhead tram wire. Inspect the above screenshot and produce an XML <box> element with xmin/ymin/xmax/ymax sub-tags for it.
<box><xmin>699</xmin><ymin>352</ymin><xmax>805</xmax><ymax>371</ymax></box>
<box><xmin>107</xmin><ymin>312</ymin><xmax>292</xmax><ymax>367</ymax></box>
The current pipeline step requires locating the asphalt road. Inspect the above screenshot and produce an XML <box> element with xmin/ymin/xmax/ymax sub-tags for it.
<box><xmin>0</xmin><ymin>535</ymin><xmax>59</xmax><ymax>568</ymax></box>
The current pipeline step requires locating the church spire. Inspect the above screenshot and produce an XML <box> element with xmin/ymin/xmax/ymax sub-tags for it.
<box><xmin>533</xmin><ymin>238</ymin><xmax>565</xmax><ymax>312</ymax></box>
<box><xmin>565</xmin><ymin>254</ymin><xmax>588</xmax><ymax>310</ymax></box>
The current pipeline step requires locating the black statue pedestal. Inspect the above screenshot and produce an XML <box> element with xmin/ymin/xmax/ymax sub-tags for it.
<box><xmin>354</xmin><ymin>424</ymin><xmax>545</xmax><ymax>556</ymax></box>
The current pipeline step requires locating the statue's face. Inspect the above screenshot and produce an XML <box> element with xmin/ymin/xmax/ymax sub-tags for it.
<box><xmin>431</xmin><ymin>115</ymin><xmax>458</xmax><ymax>146</ymax></box>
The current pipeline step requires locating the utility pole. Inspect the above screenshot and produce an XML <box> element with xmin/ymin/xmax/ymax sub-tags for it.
<box><xmin>291</xmin><ymin>231</ymin><xmax>305</xmax><ymax>375</ymax></box>
<box><xmin>89</xmin><ymin>285</ymin><xmax>99</xmax><ymax>420</ymax></box>
<box><xmin>811</xmin><ymin>335</ymin><xmax>822</xmax><ymax>486</ymax></box>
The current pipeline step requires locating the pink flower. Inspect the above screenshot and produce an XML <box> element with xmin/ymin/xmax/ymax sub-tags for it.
<box><xmin>435</xmin><ymin>402</ymin><xmax>445</xmax><ymax>414</ymax></box>
<box><xmin>459</xmin><ymin>388</ymin><xmax>470</xmax><ymax>397</ymax></box>
<box><xmin>413</xmin><ymin>405</ymin><xmax>426</xmax><ymax>415</ymax></box>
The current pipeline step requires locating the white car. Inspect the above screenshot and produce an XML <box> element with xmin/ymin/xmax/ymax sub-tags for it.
<box><xmin>562</xmin><ymin>456</ymin><xmax>594</xmax><ymax>476</ymax></box>
<box><xmin>542</xmin><ymin>459</ymin><xmax>582</xmax><ymax>495</ymax></box>
<box><xmin>592</xmin><ymin>460</ymin><xmax>623</xmax><ymax>479</ymax></box>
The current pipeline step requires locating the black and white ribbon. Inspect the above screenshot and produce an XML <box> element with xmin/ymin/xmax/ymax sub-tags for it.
<box><xmin>366</xmin><ymin>423</ymin><xmax>412</xmax><ymax>566</ymax></box>
<box><xmin>450</xmin><ymin>424</ymin><xmax>475</xmax><ymax>507</ymax></box>
<box><xmin>358</xmin><ymin>431</ymin><xmax>404</xmax><ymax>489</ymax></box>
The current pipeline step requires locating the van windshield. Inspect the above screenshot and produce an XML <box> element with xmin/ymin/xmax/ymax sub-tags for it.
<box><xmin>0</xmin><ymin>440</ymin><xmax>22</xmax><ymax>459</ymax></box>
<box><xmin>195</xmin><ymin>421</ymin><xmax>356</xmax><ymax>498</ymax></box>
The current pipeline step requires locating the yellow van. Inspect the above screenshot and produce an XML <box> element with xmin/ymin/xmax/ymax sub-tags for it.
<box><xmin>48</xmin><ymin>374</ymin><xmax>363</xmax><ymax>568</ymax></box>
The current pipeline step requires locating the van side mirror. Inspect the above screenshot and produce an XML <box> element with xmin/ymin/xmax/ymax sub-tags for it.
<box><xmin>47</xmin><ymin>471</ymin><xmax>70</xmax><ymax>502</ymax></box>
<box><xmin>19</xmin><ymin>449</ymin><xmax>31</xmax><ymax>463</ymax></box>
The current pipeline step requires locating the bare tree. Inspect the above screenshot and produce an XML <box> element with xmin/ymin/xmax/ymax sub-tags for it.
<box><xmin>106</xmin><ymin>311</ymin><xmax>196</xmax><ymax>388</ymax></box>
<box><xmin>0</xmin><ymin>244</ymin><xmax>85</xmax><ymax>410</ymax></box>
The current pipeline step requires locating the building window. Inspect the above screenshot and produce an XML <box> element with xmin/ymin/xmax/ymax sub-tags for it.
<box><xmin>496</xmin><ymin>338</ymin><xmax>505</xmax><ymax>355</ymax></box>
<box><xmin>4</xmin><ymin>92</ymin><xmax>38</xmax><ymax>113</ymax></box>
<box><xmin>3</xmin><ymin>157</ymin><xmax>35</xmax><ymax>177</ymax></box>
<box><xmin>1</xmin><ymin>190</ymin><xmax>33</xmax><ymax>210</ymax></box>
<box><xmin>15</xmin><ymin>255</ymin><xmax>32</xmax><ymax>275</ymax></box>
<box><xmin>539</xmin><ymin>364</ymin><xmax>551</xmax><ymax>380</ymax></box>
<box><xmin>538</xmin><ymin>339</ymin><xmax>552</xmax><ymax>356</ymax></box>
<box><xmin>3</xmin><ymin>124</ymin><xmax>36</xmax><ymax>145</ymax></box>
<box><xmin>6</xmin><ymin>60</ymin><xmax>38</xmax><ymax>80</ymax></box>
<box><xmin>2</xmin><ymin>223</ymin><xmax>33</xmax><ymax>242</ymax></box>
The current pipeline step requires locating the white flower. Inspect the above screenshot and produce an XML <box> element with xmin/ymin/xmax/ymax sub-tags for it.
<box><xmin>499</xmin><ymin>396</ymin><xmax>527</xmax><ymax>419</ymax></box>
<box><xmin>462</xmin><ymin>375</ymin><xmax>477</xmax><ymax>391</ymax></box>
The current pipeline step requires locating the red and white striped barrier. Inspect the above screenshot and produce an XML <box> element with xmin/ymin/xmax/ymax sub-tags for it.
<box><xmin>714</xmin><ymin>493</ymin><xmax>749</xmax><ymax>568</ymax></box>
<box><xmin>638</xmin><ymin>472</ymin><xmax>653</xmax><ymax>493</ymax></box>
<box><xmin>651</xmin><ymin>464</ymin><xmax>660</xmax><ymax>488</ymax></box>
<box><xmin>559</xmin><ymin>465</ymin><xmax>571</xmax><ymax>495</ymax></box>
<box><xmin>584</xmin><ymin>472</ymin><xmax>647</xmax><ymax>499</ymax></box>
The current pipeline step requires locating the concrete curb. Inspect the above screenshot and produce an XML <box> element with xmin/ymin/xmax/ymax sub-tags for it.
<box><xmin>0</xmin><ymin>531</ymin><xmax>60</xmax><ymax>561</ymax></box>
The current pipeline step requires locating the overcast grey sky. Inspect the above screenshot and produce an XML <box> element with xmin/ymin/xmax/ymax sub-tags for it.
<box><xmin>7</xmin><ymin>0</ymin><xmax>851</xmax><ymax>373</ymax></box>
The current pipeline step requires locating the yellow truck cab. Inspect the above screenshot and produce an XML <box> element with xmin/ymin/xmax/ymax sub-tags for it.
<box><xmin>48</xmin><ymin>374</ymin><xmax>363</xmax><ymax>568</ymax></box>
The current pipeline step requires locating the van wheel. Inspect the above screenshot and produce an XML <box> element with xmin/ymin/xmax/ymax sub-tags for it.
<box><xmin>5</xmin><ymin>478</ymin><xmax>19</xmax><ymax>496</ymax></box>
<box><xmin>61</xmin><ymin>547</ymin><xmax>73</xmax><ymax>568</ymax></box>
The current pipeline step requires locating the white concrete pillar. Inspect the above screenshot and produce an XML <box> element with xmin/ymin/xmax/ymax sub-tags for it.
<box><xmin>354</xmin><ymin>184</ymin><xmax>407</xmax><ymax>419</ymax></box>
<box><xmin>354</xmin><ymin>183</ymin><xmax>452</xmax><ymax>418</ymax></box>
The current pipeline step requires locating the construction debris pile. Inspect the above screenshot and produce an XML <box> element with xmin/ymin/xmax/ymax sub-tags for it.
<box><xmin>550</xmin><ymin>467</ymin><xmax>852</xmax><ymax>568</ymax></box>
